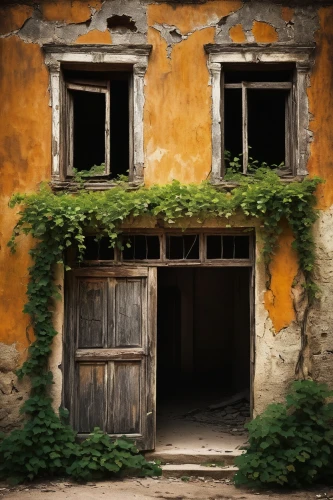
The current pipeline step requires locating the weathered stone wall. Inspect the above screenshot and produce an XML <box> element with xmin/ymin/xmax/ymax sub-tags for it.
<box><xmin>0</xmin><ymin>343</ymin><xmax>30</xmax><ymax>431</ymax></box>
<box><xmin>1</xmin><ymin>0</ymin><xmax>333</xmax><ymax>429</ymax></box>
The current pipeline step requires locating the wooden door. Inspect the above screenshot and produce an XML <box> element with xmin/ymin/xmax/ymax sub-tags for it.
<box><xmin>64</xmin><ymin>267</ymin><xmax>157</xmax><ymax>450</ymax></box>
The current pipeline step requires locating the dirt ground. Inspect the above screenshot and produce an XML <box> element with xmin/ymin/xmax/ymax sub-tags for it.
<box><xmin>2</xmin><ymin>477</ymin><xmax>333</xmax><ymax>500</ymax></box>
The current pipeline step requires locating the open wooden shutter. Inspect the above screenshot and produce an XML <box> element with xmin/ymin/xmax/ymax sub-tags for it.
<box><xmin>64</xmin><ymin>267</ymin><xmax>157</xmax><ymax>450</ymax></box>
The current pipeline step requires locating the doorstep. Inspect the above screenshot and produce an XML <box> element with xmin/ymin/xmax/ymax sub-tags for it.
<box><xmin>145</xmin><ymin>449</ymin><xmax>243</xmax><ymax>466</ymax></box>
<box><xmin>161</xmin><ymin>463</ymin><xmax>238</xmax><ymax>479</ymax></box>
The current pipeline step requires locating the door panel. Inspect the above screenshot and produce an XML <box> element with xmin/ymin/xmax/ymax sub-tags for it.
<box><xmin>78</xmin><ymin>279</ymin><xmax>108</xmax><ymax>348</ymax></box>
<box><xmin>109</xmin><ymin>362</ymin><xmax>142</xmax><ymax>434</ymax></box>
<box><xmin>77</xmin><ymin>363</ymin><xmax>107</xmax><ymax>432</ymax></box>
<box><xmin>115</xmin><ymin>279</ymin><xmax>143</xmax><ymax>347</ymax></box>
<box><xmin>64</xmin><ymin>267</ymin><xmax>156</xmax><ymax>450</ymax></box>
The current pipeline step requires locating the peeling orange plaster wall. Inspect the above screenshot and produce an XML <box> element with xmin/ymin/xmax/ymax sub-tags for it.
<box><xmin>147</xmin><ymin>1</ymin><xmax>242</xmax><ymax>35</ymax></box>
<box><xmin>42</xmin><ymin>0</ymin><xmax>102</xmax><ymax>23</ymax></box>
<box><xmin>0</xmin><ymin>37</ymin><xmax>51</xmax><ymax>357</ymax></box>
<box><xmin>281</xmin><ymin>7</ymin><xmax>294</xmax><ymax>23</ymax></box>
<box><xmin>0</xmin><ymin>1</ymin><xmax>330</xmax><ymax>347</ymax></box>
<box><xmin>308</xmin><ymin>7</ymin><xmax>333</xmax><ymax>210</ymax></box>
<box><xmin>0</xmin><ymin>5</ymin><xmax>33</xmax><ymax>36</ymax></box>
<box><xmin>144</xmin><ymin>1</ymin><xmax>242</xmax><ymax>186</ymax></box>
<box><xmin>264</xmin><ymin>225</ymin><xmax>298</xmax><ymax>333</ymax></box>
<box><xmin>75</xmin><ymin>29</ymin><xmax>112</xmax><ymax>44</ymax></box>
<box><xmin>229</xmin><ymin>24</ymin><xmax>246</xmax><ymax>43</ymax></box>
<box><xmin>252</xmin><ymin>20</ymin><xmax>278</xmax><ymax>43</ymax></box>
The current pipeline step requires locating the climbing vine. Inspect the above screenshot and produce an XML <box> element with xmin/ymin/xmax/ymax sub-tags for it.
<box><xmin>0</xmin><ymin>168</ymin><xmax>322</xmax><ymax>484</ymax></box>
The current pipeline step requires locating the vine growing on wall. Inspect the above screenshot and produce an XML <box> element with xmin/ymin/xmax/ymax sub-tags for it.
<box><xmin>0</xmin><ymin>168</ymin><xmax>322</xmax><ymax>484</ymax></box>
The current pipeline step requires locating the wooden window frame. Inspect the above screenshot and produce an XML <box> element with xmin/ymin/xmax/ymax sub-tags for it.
<box><xmin>204</xmin><ymin>44</ymin><xmax>314</xmax><ymax>183</ymax></box>
<box><xmin>223</xmin><ymin>80</ymin><xmax>293</xmax><ymax>176</ymax></box>
<box><xmin>43</xmin><ymin>44</ymin><xmax>152</xmax><ymax>188</ymax></box>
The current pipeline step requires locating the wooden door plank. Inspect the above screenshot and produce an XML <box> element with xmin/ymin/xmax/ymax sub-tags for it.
<box><xmin>77</xmin><ymin>279</ymin><xmax>107</xmax><ymax>348</ymax></box>
<box><xmin>108</xmin><ymin>361</ymin><xmax>141</xmax><ymax>434</ymax></box>
<box><xmin>115</xmin><ymin>279</ymin><xmax>142</xmax><ymax>347</ymax></box>
<box><xmin>146</xmin><ymin>267</ymin><xmax>157</xmax><ymax>450</ymax></box>
<box><xmin>76</xmin><ymin>362</ymin><xmax>107</xmax><ymax>432</ymax></box>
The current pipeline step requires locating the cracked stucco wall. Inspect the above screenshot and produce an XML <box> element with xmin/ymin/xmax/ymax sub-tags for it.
<box><xmin>0</xmin><ymin>0</ymin><xmax>333</xmax><ymax>430</ymax></box>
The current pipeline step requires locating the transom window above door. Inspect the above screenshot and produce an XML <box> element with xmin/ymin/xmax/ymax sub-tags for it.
<box><xmin>80</xmin><ymin>231</ymin><xmax>254</xmax><ymax>266</ymax></box>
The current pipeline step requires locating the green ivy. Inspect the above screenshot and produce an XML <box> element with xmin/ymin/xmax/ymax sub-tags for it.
<box><xmin>234</xmin><ymin>380</ymin><xmax>333</xmax><ymax>488</ymax></box>
<box><xmin>1</xmin><ymin>168</ymin><xmax>322</xmax><ymax>484</ymax></box>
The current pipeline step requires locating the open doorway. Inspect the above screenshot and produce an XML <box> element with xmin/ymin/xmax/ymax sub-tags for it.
<box><xmin>156</xmin><ymin>267</ymin><xmax>251</xmax><ymax>453</ymax></box>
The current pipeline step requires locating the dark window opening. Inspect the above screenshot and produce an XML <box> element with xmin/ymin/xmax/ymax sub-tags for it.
<box><xmin>65</xmin><ymin>70</ymin><xmax>130</xmax><ymax>179</ymax></box>
<box><xmin>206</xmin><ymin>235</ymin><xmax>250</xmax><ymax>260</ymax></box>
<box><xmin>248</xmin><ymin>90</ymin><xmax>286</xmax><ymax>166</ymax></box>
<box><xmin>224</xmin><ymin>88</ymin><xmax>242</xmax><ymax>164</ymax></box>
<box><xmin>166</xmin><ymin>235</ymin><xmax>200</xmax><ymax>260</ymax></box>
<box><xmin>122</xmin><ymin>235</ymin><xmax>160</xmax><ymax>260</ymax></box>
<box><xmin>73</xmin><ymin>91</ymin><xmax>106</xmax><ymax>173</ymax></box>
<box><xmin>223</xmin><ymin>67</ymin><xmax>293</xmax><ymax>174</ymax></box>
<box><xmin>83</xmin><ymin>236</ymin><xmax>114</xmax><ymax>260</ymax></box>
<box><xmin>225</xmin><ymin>68</ymin><xmax>293</xmax><ymax>84</ymax></box>
<box><xmin>110</xmin><ymin>78</ymin><xmax>130</xmax><ymax>179</ymax></box>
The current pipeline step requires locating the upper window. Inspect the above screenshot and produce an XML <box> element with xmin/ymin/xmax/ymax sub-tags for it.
<box><xmin>223</xmin><ymin>65</ymin><xmax>294</xmax><ymax>176</ymax></box>
<box><xmin>205</xmin><ymin>44</ymin><xmax>314</xmax><ymax>182</ymax></box>
<box><xmin>64</xmin><ymin>69</ymin><xmax>130</xmax><ymax>180</ymax></box>
<box><xmin>43</xmin><ymin>44</ymin><xmax>152</xmax><ymax>188</ymax></box>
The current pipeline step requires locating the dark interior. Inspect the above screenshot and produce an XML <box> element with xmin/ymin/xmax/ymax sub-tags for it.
<box><xmin>68</xmin><ymin>70</ymin><xmax>130</xmax><ymax>178</ymax></box>
<box><xmin>247</xmin><ymin>89</ymin><xmax>286</xmax><ymax>166</ymax></box>
<box><xmin>224</xmin><ymin>88</ymin><xmax>287</xmax><ymax>167</ymax></box>
<box><xmin>224</xmin><ymin>68</ymin><xmax>291</xmax><ymax>168</ymax></box>
<box><xmin>157</xmin><ymin>267</ymin><xmax>251</xmax><ymax>403</ymax></box>
<box><xmin>73</xmin><ymin>90</ymin><xmax>106</xmax><ymax>172</ymax></box>
<box><xmin>83</xmin><ymin>236</ymin><xmax>114</xmax><ymax>260</ymax></box>
<box><xmin>110</xmin><ymin>78</ymin><xmax>130</xmax><ymax>178</ymax></box>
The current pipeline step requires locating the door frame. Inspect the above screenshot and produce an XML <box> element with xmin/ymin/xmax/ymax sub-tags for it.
<box><xmin>63</xmin><ymin>230</ymin><xmax>255</xmax><ymax>449</ymax></box>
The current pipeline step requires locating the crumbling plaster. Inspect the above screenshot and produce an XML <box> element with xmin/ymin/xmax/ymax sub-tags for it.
<box><xmin>0</xmin><ymin>343</ymin><xmax>30</xmax><ymax>432</ymax></box>
<box><xmin>307</xmin><ymin>208</ymin><xmax>333</xmax><ymax>388</ymax></box>
<box><xmin>0</xmin><ymin>0</ymin><xmax>332</xmax><ymax>431</ymax></box>
<box><xmin>0</xmin><ymin>1</ymin><xmax>320</xmax><ymax>47</ymax></box>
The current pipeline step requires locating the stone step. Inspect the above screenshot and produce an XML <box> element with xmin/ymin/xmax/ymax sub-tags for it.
<box><xmin>161</xmin><ymin>464</ymin><xmax>238</xmax><ymax>480</ymax></box>
<box><xmin>145</xmin><ymin>451</ymin><xmax>243</xmax><ymax>466</ymax></box>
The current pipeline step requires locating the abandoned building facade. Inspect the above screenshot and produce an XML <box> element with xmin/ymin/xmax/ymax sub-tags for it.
<box><xmin>1</xmin><ymin>0</ymin><xmax>333</xmax><ymax>451</ymax></box>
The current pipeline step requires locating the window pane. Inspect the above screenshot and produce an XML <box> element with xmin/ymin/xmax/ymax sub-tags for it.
<box><xmin>206</xmin><ymin>235</ymin><xmax>250</xmax><ymax>259</ymax></box>
<box><xmin>166</xmin><ymin>235</ymin><xmax>199</xmax><ymax>260</ymax></box>
<box><xmin>73</xmin><ymin>90</ymin><xmax>106</xmax><ymax>172</ymax></box>
<box><xmin>110</xmin><ymin>78</ymin><xmax>130</xmax><ymax>179</ymax></box>
<box><xmin>234</xmin><ymin>236</ymin><xmax>250</xmax><ymax>259</ymax></box>
<box><xmin>122</xmin><ymin>235</ymin><xmax>160</xmax><ymax>260</ymax></box>
<box><xmin>224</xmin><ymin>67</ymin><xmax>293</xmax><ymax>83</ymax></box>
<box><xmin>224</xmin><ymin>88</ymin><xmax>242</xmax><ymax>164</ymax></box>
<box><xmin>84</xmin><ymin>236</ymin><xmax>114</xmax><ymax>260</ymax></box>
<box><xmin>248</xmin><ymin>89</ymin><xmax>287</xmax><ymax>166</ymax></box>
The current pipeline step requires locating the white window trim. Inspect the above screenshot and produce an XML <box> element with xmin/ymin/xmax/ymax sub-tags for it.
<box><xmin>204</xmin><ymin>44</ymin><xmax>315</xmax><ymax>183</ymax></box>
<box><xmin>43</xmin><ymin>44</ymin><xmax>152</xmax><ymax>187</ymax></box>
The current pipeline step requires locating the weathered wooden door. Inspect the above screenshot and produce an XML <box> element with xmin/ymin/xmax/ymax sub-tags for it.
<box><xmin>64</xmin><ymin>267</ymin><xmax>157</xmax><ymax>450</ymax></box>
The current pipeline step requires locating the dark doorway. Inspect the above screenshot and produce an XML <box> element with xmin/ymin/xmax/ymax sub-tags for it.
<box><xmin>156</xmin><ymin>267</ymin><xmax>251</xmax><ymax>449</ymax></box>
